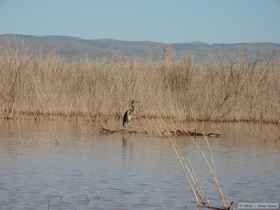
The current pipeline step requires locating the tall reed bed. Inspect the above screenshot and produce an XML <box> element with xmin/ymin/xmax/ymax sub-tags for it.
<box><xmin>0</xmin><ymin>49</ymin><xmax>279</xmax><ymax>123</ymax></box>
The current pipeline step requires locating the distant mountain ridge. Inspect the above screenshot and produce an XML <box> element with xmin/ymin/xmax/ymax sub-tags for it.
<box><xmin>1</xmin><ymin>34</ymin><xmax>280</xmax><ymax>62</ymax></box>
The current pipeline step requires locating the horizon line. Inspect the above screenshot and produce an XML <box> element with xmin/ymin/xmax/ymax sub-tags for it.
<box><xmin>1</xmin><ymin>33</ymin><xmax>280</xmax><ymax>46</ymax></box>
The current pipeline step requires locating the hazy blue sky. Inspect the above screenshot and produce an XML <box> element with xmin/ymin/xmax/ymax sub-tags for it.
<box><xmin>0</xmin><ymin>0</ymin><xmax>279</xmax><ymax>43</ymax></box>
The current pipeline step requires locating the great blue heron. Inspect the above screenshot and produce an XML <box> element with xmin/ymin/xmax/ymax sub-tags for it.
<box><xmin>122</xmin><ymin>100</ymin><xmax>139</xmax><ymax>127</ymax></box>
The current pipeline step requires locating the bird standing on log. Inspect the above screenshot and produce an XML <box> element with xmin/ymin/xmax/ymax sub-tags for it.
<box><xmin>122</xmin><ymin>100</ymin><xmax>139</xmax><ymax>127</ymax></box>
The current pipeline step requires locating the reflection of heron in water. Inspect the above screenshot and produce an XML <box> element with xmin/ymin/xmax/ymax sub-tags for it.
<box><xmin>122</xmin><ymin>136</ymin><xmax>128</xmax><ymax>148</ymax></box>
<box><xmin>121</xmin><ymin>136</ymin><xmax>134</xmax><ymax>166</ymax></box>
<box><xmin>121</xmin><ymin>136</ymin><xmax>129</xmax><ymax>167</ymax></box>
<box><xmin>122</xmin><ymin>100</ymin><xmax>139</xmax><ymax>127</ymax></box>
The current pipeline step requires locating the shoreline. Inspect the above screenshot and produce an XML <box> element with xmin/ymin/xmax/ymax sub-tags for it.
<box><xmin>1</xmin><ymin>111</ymin><xmax>279</xmax><ymax>126</ymax></box>
<box><xmin>0</xmin><ymin>112</ymin><xmax>279</xmax><ymax>138</ymax></box>
<box><xmin>0</xmin><ymin>114</ymin><xmax>279</xmax><ymax>143</ymax></box>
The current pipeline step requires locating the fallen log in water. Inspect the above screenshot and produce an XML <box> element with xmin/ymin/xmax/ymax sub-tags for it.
<box><xmin>99</xmin><ymin>127</ymin><xmax>148</xmax><ymax>135</ymax></box>
<box><xmin>170</xmin><ymin>129</ymin><xmax>222</xmax><ymax>137</ymax></box>
<box><xmin>99</xmin><ymin>127</ymin><xmax>222</xmax><ymax>137</ymax></box>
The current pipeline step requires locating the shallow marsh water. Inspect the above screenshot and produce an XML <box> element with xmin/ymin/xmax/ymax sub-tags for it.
<box><xmin>0</xmin><ymin>120</ymin><xmax>279</xmax><ymax>210</ymax></box>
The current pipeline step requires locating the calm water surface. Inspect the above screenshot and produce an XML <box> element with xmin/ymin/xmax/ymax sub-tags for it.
<box><xmin>0</xmin><ymin>120</ymin><xmax>279</xmax><ymax>210</ymax></box>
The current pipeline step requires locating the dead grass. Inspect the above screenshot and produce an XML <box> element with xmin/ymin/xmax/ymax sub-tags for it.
<box><xmin>0</xmin><ymin>49</ymin><xmax>279</xmax><ymax>125</ymax></box>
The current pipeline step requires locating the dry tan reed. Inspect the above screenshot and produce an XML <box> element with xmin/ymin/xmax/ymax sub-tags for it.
<box><xmin>0</xmin><ymin>49</ymin><xmax>279</xmax><ymax>124</ymax></box>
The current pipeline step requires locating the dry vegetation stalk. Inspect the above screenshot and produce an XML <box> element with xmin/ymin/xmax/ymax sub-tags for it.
<box><xmin>192</xmin><ymin>136</ymin><xmax>231</xmax><ymax>208</ymax></box>
<box><xmin>170</xmin><ymin>135</ymin><xmax>232</xmax><ymax>209</ymax></box>
<box><xmin>169</xmin><ymin>138</ymin><xmax>207</xmax><ymax>205</ymax></box>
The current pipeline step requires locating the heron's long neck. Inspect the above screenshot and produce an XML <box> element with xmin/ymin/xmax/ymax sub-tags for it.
<box><xmin>129</xmin><ymin>104</ymin><xmax>135</xmax><ymax>112</ymax></box>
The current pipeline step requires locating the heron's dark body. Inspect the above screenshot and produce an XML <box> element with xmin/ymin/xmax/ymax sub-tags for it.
<box><xmin>122</xmin><ymin>110</ymin><xmax>129</xmax><ymax>127</ymax></box>
<box><xmin>122</xmin><ymin>100</ymin><xmax>136</xmax><ymax>127</ymax></box>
